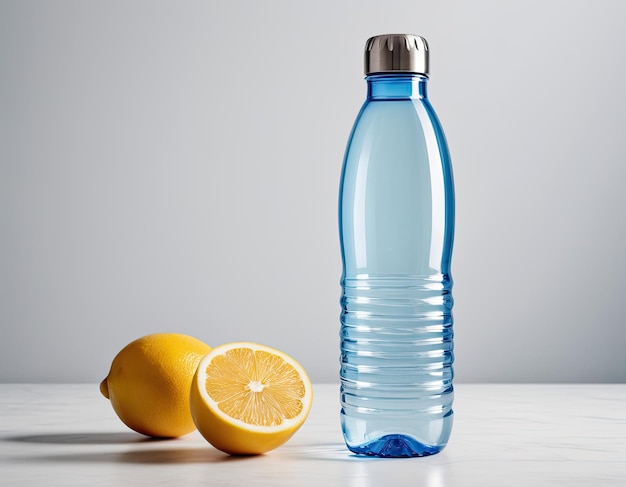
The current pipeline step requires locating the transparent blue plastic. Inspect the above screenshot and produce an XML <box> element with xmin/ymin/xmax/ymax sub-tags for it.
<box><xmin>338</xmin><ymin>74</ymin><xmax>455</xmax><ymax>457</ymax></box>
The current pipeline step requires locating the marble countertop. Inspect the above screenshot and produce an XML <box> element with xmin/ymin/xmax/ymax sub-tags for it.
<box><xmin>1</xmin><ymin>383</ymin><xmax>625</xmax><ymax>486</ymax></box>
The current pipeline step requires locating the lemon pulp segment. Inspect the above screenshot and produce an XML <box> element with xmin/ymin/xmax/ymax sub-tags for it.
<box><xmin>204</xmin><ymin>348</ymin><xmax>305</xmax><ymax>427</ymax></box>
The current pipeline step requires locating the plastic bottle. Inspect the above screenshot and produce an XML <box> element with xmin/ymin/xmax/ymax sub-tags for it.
<box><xmin>338</xmin><ymin>34</ymin><xmax>455</xmax><ymax>457</ymax></box>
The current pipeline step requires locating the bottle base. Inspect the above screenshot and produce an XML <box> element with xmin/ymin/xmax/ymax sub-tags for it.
<box><xmin>346</xmin><ymin>434</ymin><xmax>443</xmax><ymax>458</ymax></box>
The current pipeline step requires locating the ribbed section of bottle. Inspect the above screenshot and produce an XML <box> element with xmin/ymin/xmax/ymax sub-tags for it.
<box><xmin>339</xmin><ymin>274</ymin><xmax>454</xmax><ymax>457</ymax></box>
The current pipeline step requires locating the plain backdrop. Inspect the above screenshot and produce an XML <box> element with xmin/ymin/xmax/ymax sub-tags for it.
<box><xmin>1</xmin><ymin>0</ymin><xmax>625</xmax><ymax>383</ymax></box>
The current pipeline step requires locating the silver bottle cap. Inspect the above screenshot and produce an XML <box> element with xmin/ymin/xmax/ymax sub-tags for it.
<box><xmin>365</xmin><ymin>34</ymin><xmax>429</xmax><ymax>76</ymax></box>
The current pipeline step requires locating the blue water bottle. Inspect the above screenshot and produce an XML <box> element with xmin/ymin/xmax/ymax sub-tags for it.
<box><xmin>339</xmin><ymin>34</ymin><xmax>455</xmax><ymax>457</ymax></box>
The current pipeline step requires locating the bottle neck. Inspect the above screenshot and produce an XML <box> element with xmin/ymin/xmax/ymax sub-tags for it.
<box><xmin>366</xmin><ymin>73</ymin><xmax>428</xmax><ymax>100</ymax></box>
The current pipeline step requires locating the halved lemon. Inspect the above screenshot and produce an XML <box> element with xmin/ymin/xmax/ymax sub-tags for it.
<box><xmin>190</xmin><ymin>342</ymin><xmax>313</xmax><ymax>455</ymax></box>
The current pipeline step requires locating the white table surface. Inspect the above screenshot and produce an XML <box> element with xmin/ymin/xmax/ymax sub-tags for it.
<box><xmin>1</xmin><ymin>383</ymin><xmax>625</xmax><ymax>486</ymax></box>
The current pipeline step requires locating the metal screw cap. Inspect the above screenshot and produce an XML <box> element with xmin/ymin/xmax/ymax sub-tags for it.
<box><xmin>365</xmin><ymin>34</ymin><xmax>429</xmax><ymax>75</ymax></box>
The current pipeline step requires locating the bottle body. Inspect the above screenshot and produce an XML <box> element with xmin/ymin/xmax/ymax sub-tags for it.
<box><xmin>339</xmin><ymin>74</ymin><xmax>455</xmax><ymax>457</ymax></box>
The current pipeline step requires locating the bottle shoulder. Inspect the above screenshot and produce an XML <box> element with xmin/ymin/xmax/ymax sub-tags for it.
<box><xmin>354</xmin><ymin>97</ymin><xmax>438</xmax><ymax>126</ymax></box>
<box><xmin>347</xmin><ymin>98</ymin><xmax>445</xmax><ymax>150</ymax></box>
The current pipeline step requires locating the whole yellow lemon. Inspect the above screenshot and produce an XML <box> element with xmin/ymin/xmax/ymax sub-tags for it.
<box><xmin>100</xmin><ymin>333</ymin><xmax>211</xmax><ymax>438</ymax></box>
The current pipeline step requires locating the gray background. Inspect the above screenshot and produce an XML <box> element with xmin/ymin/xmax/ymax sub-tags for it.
<box><xmin>1</xmin><ymin>0</ymin><xmax>625</xmax><ymax>383</ymax></box>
